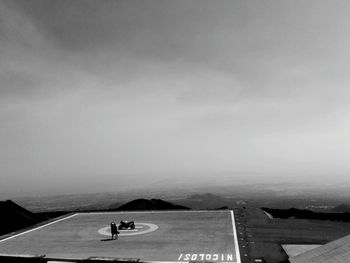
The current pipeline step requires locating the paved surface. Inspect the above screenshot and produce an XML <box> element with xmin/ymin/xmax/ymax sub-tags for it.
<box><xmin>0</xmin><ymin>210</ymin><xmax>240</xmax><ymax>262</ymax></box>
<box><xmin>289</xmin><ymin>233</ymin><xmax>350</xmax><ymax>263</ymax></box>
<box><xmin>281</xmin><ymin>244</ymin><xmax>321</xmax><ymax>257</ymax></box>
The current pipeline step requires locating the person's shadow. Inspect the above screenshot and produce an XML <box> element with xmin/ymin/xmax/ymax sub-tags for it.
<box><xmin>100</xmin><ymin>238</ymin><xmax>115</xmax><ymax>241</ymax></box>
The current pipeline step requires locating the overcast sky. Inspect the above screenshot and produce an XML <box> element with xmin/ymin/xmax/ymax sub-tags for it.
<box><xmin>1</xmin><ymin>0</ymin><xmax>350</xmax><ymax>197</ymax></box>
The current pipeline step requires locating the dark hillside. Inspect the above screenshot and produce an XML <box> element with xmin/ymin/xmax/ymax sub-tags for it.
<box><xmin>172</xmin><ymin>193</ymin><xmax>236</xmax><ymax>210</ymax></box>
<box><xmin>0</xmin><ymin>200</ymin><xmax>44</xmax><ymax>236</ymax></box>
<box><xmin>262</xmin><ymin>207</ymin><xmax>350</xmax><ymax>222</ymax></box>
<box><xmin>112</xmin><ymin>198</ymin><xmax>190</xmax><ymax>211</ymax></box>
<box><xmin>36</xmin><ymin>211</ymin><xmax>69</xmax><ymax>219</ymax></box>
<box><xmin>332</xmin><ymin>204</ymin><xmax>350</xmax><ymax>213</ymax></box>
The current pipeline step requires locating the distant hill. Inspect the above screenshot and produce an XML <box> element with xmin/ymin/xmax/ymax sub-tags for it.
<box><xmin>262</xmin><ymin>207</ymin><xmax>350</xmax><ymax>222</ymax></box>
<box><xmin>111</xmin><ymin>199</ymin><xmax>190</xmax><ymax>211</ymax></box>
<box><xmin>0</xmin><ymin>200</ymin><xmax>44</xmax><ymax>236</ymax></box>
<box><xmin>332</xmin><ymin>204</ymin><xmax>350</xmax><ymax>213</ymax></box>
<box><xmin>172</xmin><ymin>193</ymin><xmax>235</xmax><ymax>210</ymax></box>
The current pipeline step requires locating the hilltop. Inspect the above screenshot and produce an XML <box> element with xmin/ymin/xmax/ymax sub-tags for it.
<box><xmin>0</xmin><ymin>200</ymin><xmax>44</xmax><ymax>236</ymax></box>
<box><xmin>110</xmin><ymin>198</ymin><xmax>190</xmax><ymax>211</ymax></box>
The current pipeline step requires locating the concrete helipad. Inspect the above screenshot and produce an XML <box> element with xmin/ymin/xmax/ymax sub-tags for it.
<box><xmin>0</xmin><ymin>210</ymin><xmax>240</xmax><ymax>263</ymax></box>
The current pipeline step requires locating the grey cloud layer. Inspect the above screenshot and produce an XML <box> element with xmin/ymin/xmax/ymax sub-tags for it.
<box><xmin>1</xmin><ymin>0</ymin><xmax>350</xmax><ymax>196</ymax></box>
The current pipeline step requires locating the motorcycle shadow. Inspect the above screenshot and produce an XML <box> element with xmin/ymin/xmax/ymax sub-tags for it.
<box><xmin>100</xmin><ymin>238</ymin><xmax>117</xmax><ymax>241</ymax></box>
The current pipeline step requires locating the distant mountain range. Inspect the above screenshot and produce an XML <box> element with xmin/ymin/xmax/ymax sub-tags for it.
<box><xmin>173</xmin><ymin>193</ymin><xmax>236</xmax><ymax>210</ymax></box>
<box><xmin>109</xmin><ymin>198</ymin><xmax>190</xmax><ymax>211</ymax></box>
<box><xmin>262</xmin><ymin>207</ymin><xmax>350</xmax><ymax>222</ymax></box>
<box><xmin>332</xmin><ymin>204</ymin><xmax>350</xmax><ymax>213</ymax></box>
<box><xmin>13</xmin><ymin>182</ymin><xmax>350</xmax><ymax>212</ymax></box>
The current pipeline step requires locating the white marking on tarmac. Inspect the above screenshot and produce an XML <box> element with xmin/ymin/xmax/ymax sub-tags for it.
<box><xmin>263</xmin><ymin>211</ymin><xmax>274</xmax><ymax>219</ymax></box>
<box><xmin>231</xmin><ymin>211</ymin><xmax>241</xmax><ymax>263</ymax></box>
<box><xmin>0</xmin><ymin>214</ymin><xmax>78</xmax><ymax>243</ymax></box>
<box><xmin>85</xmin><ymin>210</ymin><xmax>229</xmax><ymax>215</ymax></box>
<box><xmin>146</xmin><ymin>261</ymin><xmax>235</xmax><ymax>263</ymax></box>
<box><xmin>98</xmin><ymin>223</ymin><xmax>159</xmax><ymax>236</ymax></box>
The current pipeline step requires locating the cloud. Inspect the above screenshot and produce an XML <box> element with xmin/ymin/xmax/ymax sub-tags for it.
<box><xmin>2</xmin><ymin>0</ymin><xmax>350</xmax><ymax>196</ymax></box>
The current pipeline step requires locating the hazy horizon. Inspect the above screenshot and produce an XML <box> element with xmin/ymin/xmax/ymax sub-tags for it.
<box><xmin>1</xmin><ymin>0</ymin><xmax>350</xmax><ymax>198</ymax></box>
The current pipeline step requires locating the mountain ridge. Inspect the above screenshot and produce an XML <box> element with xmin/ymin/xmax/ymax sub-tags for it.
<box><xmin>110</xmin><ymin>198</ymin><xmax>190</xmax><ymax>211</ymax></box>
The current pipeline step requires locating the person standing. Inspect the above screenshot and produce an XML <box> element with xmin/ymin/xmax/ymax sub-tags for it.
<box><xmin>110</xmin><ymin>222</ymin><xmax>119</xmax><ymax>240</ymax></box>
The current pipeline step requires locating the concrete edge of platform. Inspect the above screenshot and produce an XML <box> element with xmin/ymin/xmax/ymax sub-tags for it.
<box><xmin>0</xmin><ymin>253</ymin><xmax>141</xmax><ymax>263</ymax></box>
<box><xmin>0</xmin><ymin>254</ymin><xmax>237</xmax><ymax>263</ymax></box>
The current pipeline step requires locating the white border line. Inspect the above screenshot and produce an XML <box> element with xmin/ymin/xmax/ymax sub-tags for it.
<box><xmin>230</xmin><ymin>210</ymin><xmax>241</xmax><ymax>263</ymax></box>
<box><xmin>145</xmin><ymin>210</ymin><xmax>240</xmax><ymax>263</ymax></box>
<box><xmin>0</xmin><ymin>213</ymin><xmax>78</xmax><ymax>243</ymax></box>
<box><xmin>146</xmin><ymin>262</ymin><xmax>235</xmax><ymax>263</ymax></box>
<box><xmin>98</xmin><ymin>223</ymin><xmax>159</xmax><ymax>236</ymax></box>
<box><xmin>84</xmin><ymin>210</ymin><xmax>230</xmax><ymax>215</ymax></box>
